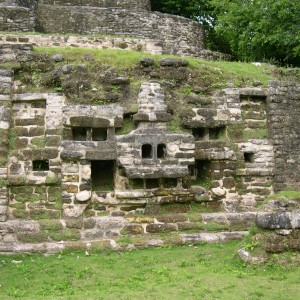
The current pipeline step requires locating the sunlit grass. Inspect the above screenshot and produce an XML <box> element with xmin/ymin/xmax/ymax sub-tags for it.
<box><xmin>34</xmin><ymin>46</ymin><xmax>275</xmax><ymax>86</ymax></box>
<box><xmin>0</xmin><ymin>241</ymin><xmax>299</xmax><ymax>299</ymax></box>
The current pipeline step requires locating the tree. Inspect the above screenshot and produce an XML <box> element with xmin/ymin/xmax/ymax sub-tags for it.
<box><xmin>210</xmin><ymin>0</ymin><xmax>300</xmax><ymax>65</ymax></box>
<box><xmin>151</xmin><ymin>0</ymin><xmax>300</xmax><ymax>66</ymax></box>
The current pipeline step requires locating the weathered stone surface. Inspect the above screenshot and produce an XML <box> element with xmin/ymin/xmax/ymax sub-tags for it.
<box><xmin>75</xmin><ymin>191</ymin><xmax>91</xmax><ymax>202</ymax></box>
<box><xmin>140</xmin><ymin>57</ymin><xmax>154</xmax><ymax>67</ymax></box>
<box><xmin>156</xmin><ymin>214</ymin><xmax>188</xmax><ymax>223</ymax></box>
<box><xmin>146</xmin><ymin>223</ymin><xmax>177</xmax><ymax>233</ymax></box>
<box><xmin>212</xmin><ymin>187</ymin><xmax>226</xmax><ymax>197</ymax></box>
<box><xmin>123</xmin><ymin>224</ymin><xmax>144</xmax><ymax>235</ymax></box>
<box><xmin>256</xmin><ymin>211</ymin><xmax>300</xmax><ymax>229</ymax></box>
<box><xmin>63</xmin><ymin>204</ymin><xmax>88</xmax><ymax>218</ymax></box>
<box><xmin>159</xmin><ymin>58</ymin><xmax>189</xmax><ymax>67</ymax></box>
<box><xmin>63</xmin><ymin>104</ymin><xmax>123</xmax><ymax>128</ymax></box>
<box><xmin>181</xmin><ymin>231</ymin><xmax>248</xmax><ymax>243</ymax></box>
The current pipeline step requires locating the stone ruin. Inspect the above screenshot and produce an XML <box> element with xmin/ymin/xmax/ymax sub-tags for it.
<box><xmin>0</xmin><ymin>0</ymin><xmax>299</xmax><ymax>255</ymax></box>
<box><xmin>0</xmin><ymin>0</ymin><xmax>204</xmax><ymax>57</ymax></box>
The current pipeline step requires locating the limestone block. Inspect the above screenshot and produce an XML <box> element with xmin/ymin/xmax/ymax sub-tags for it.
<box><xmin>212</xmin><ymin>187</ymin><xmax>226</xmax><ymax>197</ymax></box>
<box><xmin>159</xmin><ymin>58</ymin><xmax>189</xmax><ymax>67</ymax></box>
<box><xmin>3</xmin><ymin>234</ymin><xmax>16</xmax><ymax>243</ymax></box>
<box><xmin>75</xmin><ymin>191</ymin><xmax>91</xmax><ymax>202</ymax></box>
<box><xmin>63</xmin><ymin>104</ymin><xmax>123</xmax><ymax>127</ymax></box>
<box><xmin>256</xmin><ymin>212</ymin><xmax>300</xmax><ymax>229</ymax></box>
<box><xmin>63</xmin><ymin>204</ymin><xmax>88</xmax><ymax>218</ymax></box>
<box><xmin>146</xmin><ymin>223</ymin><xmax>177</xmax><ymax>233</ymax></box>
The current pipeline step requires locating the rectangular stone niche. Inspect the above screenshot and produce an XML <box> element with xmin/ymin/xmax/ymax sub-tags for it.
<box><xmin>192</xmin><ymin>127</ymin><xmax>226</xmax><ymax>141</ymax></box>
<box><xmin>244</xmin><ymin>152</ymin><xmax>255</xmax><ymax>163</ymax></box>
<box><xmin>91</xmin><ymin>160</ymin><xmax>115</xmax><ymax>191</ymax></box>
<box><xmin>189</xmin><ymin>160</ymin><xmax>211</xmax><ymax>184</ymax></box>
<box><xmin>72</xmin><ymin>127</ymin><xmax>87</xmax><ymax>141</ymax></box>
<box><xmin>32</xmin><ymin>160</ymin><xmax>49</xmax><ymax>171</ymax></box>
<box><xmin>92</xmin><ymin>128</ymin><xmax>107</xmax><ymax>141</ymax></box>
<box><xmin>130</xmin><ymin>178</ymin><xmax>178</xmax><ymax>190</ymax></box>
<box><xmin>72</xmin><ymin>127</ymin><xmax>108</xmax><ymax>141</ymax></box>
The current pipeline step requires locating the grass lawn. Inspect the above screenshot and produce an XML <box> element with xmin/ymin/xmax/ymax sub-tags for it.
<box><xmin>0</xmin><ymin>241</ymin><xmax>299</xmax><ymax>300</ymax></box>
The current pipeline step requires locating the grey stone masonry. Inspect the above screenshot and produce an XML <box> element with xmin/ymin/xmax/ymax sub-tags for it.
<box><xmin>36</xmin><ymin>4</ymin><xmax>204</xmax><ymax>57</ymax></box>
<box><xmin>268</xmin><ymin>81</ymin><xmax>300</xmax><ymax>192</ymax></box>
<box><xmin>61</xmin><ymin>104</ymin><xmax>123</xmax><ymax>160</ymax></box>
<box><xmin>0</xmin><ymin>4</ymin><xmax>32</xmax><ymax>31</ymax></box>
<box><xmin>7</xmin><ymin>93</ymin><xmax>65</xmax><ymax>186</ymax></box>
<box><xmin>0</xmin><ymin>43</ymin><xmax>33</xmax><ymax>63</ymax></box>
<box><xmin>0</xmin><ymin>0</ymin><xmax>203</xmax><ymax>57</ymax></box>
<box><xmin>0</xmin><ymin>70</ymin><xmax>11</xmax><ymax>222</ymax></box>
<box><xmin>117</xmin><ymin>82</ymin><xmax>195</xmax><ymax>179</ymax></box>
<box><xmin>39</xmin><ymin>0</ymin><xmax>151</xmax><ymax>10</ymax></box>
<box><xmin>0</xmin><ymin>69</ymin><xmax>13</xmax><ymax>94</ymax></box>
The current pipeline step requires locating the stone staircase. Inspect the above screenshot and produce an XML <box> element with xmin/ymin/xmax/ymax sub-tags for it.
<box><xmin>0</xmin><ymin>211</ymin><xmax>253</xmax><ymax>253</ymax></box>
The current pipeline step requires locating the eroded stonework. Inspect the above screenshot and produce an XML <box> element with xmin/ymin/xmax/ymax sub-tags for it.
<box><xmin>0</xmin><ymin>0</ymin><xmax>204</xmax><ymax>57</ymax></box>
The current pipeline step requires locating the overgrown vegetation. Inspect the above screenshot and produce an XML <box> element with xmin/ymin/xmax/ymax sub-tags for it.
<box><xmin>0</xmin><ymin>242</ymin><xmax>299</xmax><ymax>299</ymax></box>
<box><xmin>266</xmin><ymin>190</ymin><xmax>300</xmax><ymax>201</ymax></box>
<box><xmin>151</xmin><ymin>0</ymin><xmax>300</xmax><ymax>66</ymax></box>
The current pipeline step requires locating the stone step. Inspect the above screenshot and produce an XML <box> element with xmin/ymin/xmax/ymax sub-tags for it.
<box><xmin>200</xmin><ymin>212</ymin><xmax>256</xmax><ymax>226</ymax></box>
<box><xmin>0</xmin><ymin>231</ymin><xmax>249</xmax><ymax>254</ymax></box>
<box><xmin>181</xmin><ymin>231</ymin><xmax>248</xmax><ymax>244</ymax></box>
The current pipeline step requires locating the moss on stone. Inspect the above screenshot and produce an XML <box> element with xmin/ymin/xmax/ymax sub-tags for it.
<box><xmin>10</xmin><ymin>203</ymin><xmax>26</xmax><ymax>209</ymax></box>
<box><xmin>39</xmin><ymin>219</ymin><xmax>63</xmax><ymax>230</ymax></box>
<box><xmin>17</xmin><ymin>232</ymin><xmax>48</xmax><ymax>243</ymax></box>
<box><xmin>14</xmin><ymin>193</ymin><xmax>40</xmax><ymax>203</ymax></box>
<box><xmin>49</xmin><ymin>229</ymin><xmax>80</xmax><ymax>241</ymax></box>
<box><xmin>89</xmin><ymin>240</ymin><xmax>112</xmax><ymax>250</ymax></box>
<box><xmin>12</xmin><ymin>209</ymin><xmax>30</xmax><ymax>219</ymax></box>
<box><xmin>64</xmin><ymin>241</ymin><xmax>87</xmax><ymax>251</ymax></box>
<box><xmin>65</xmin><ymin>219</ymin><xmax>83</xmax><ymax>229</ymax></box>
<box><xmin>84</xmin><ymin>210</ymin><xmax>96</xmax><ymax>218</ymax></box>
<box><xmin>30</xmin><ymin>209</ymin><xmax>61</xmax><ymax>220</ymax></box>
<box><xmin>45</xmin><ymin>176</ymin><xmax>61</xmax><ymax>186</ymax></box>
<box><xmin>35</xmin><ymin>186</ymin><xmax>47</xmax><ymax>194</ymax></box>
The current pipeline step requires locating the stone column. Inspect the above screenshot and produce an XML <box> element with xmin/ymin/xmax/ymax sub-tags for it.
<box><xmin>0</xmin><ymin>69</ymin><xmax>13</xmax><ymax>221</ymax></box>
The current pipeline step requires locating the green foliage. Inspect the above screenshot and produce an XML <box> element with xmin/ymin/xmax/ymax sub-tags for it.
<box><xmin>115</xmin><ymin>117</ymin><xmax>136</xmax><ymax>135</ymax></box>
<box><xmin>152</xmin><ymin>0</ymin><xmax>300</xmax><ymax>66</ymax></box>
<box><xmin>166</xmin><ymin>115</ymin><xmax>189</xmax><ymax>133</ymax></box>
<box><xmin>191</xmin><ymin>175</ymin><xmax>212</xmax><ymax>190</ymax></box>
<box><xmin>8</xmin><ymin>128</ymin><xmax>17</xmax><ymax>152</ymax></box>
<box><xmin>210</xmin><ymin>0</ymin><xmax>300</xmax><ymax>66</ymax></box>
<box><xmin>0</xmin><ymin>178</ymin><xmax>8</xmax><ymax>187</ymax></box>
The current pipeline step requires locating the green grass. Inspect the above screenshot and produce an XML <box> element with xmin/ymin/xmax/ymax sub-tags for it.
<box><xmin>33</xmin><ymin>46</ymin><xmax>278</xmax><ymax>86</ymax></box>
<box><xmin>265</xmin><ymin>190</ymin><xmax>300</xmax><ymax>202</ymax></box>
<box><xmin>0</xmin><ymin>242</ymin><xmax>299</xmax><ymax>299</ymax></box>
<box><xmin>243</xmin><ymin>128</ymin><xmax>268</xmax><ymax>140</ymax></box>
<box><xmin>34</xmin><ymin>47</ymin><xmax>153</xmax><ymax>70</ymax></box>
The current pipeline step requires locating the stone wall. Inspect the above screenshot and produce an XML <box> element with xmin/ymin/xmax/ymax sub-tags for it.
<box><xmin>6</xmin><ymin>93</ymin><xmax>65</xmax><ymax>220</ymax></box>
<box><xmin>0</xmin><ymin>5</ymin><xmax>33</xmax><ymax>31</ymax></box>
<box><xmin>0</xmin><ymin>42</ymin><xmax>33</xmax><ymax>63</ymax></box>
<box><xmin>36</xmin><ymin>6</ymin><xmax>204</xmax><ymax>56</ymax></box>
<box><xmin>0</xmin><ymin>33</ymin><xmax>164</xmax><ymax>55</ymax></box>
<box><xmin>0</xmin><ymin>0</ymin><xmax>204</xmax><ymax>57</ymax></box>
<box><xmin>39</xmin><ymin>0</ymin><xmax>151</xmax><ymax>10</ymax></box>
<box><xmin>268</xmin><ymin>81</ymin><xmax>300</xmax><ymax>192</ymax></box>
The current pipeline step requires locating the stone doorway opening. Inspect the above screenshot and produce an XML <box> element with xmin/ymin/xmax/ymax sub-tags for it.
<box><xmin>91</xmin><ymin>160</ymin><xmax>115</xmax><ymax>191</ymax></box>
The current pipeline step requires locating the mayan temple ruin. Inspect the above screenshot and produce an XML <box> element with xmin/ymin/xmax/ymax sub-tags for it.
<box><xmin>0</xmin><ymin>0</ymin><xmax>299</xmax><ymax>255</ymax></box>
